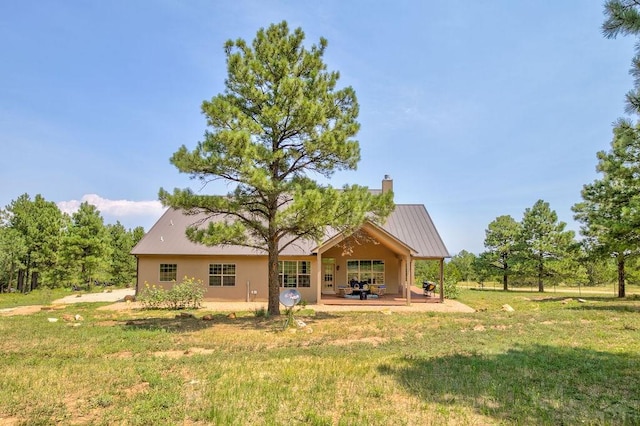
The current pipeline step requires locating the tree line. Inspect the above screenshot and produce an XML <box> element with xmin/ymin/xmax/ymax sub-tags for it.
<box><xmin>418</xmin><ymin>197</ymin><xmax>640</xmax><ymax>297</ymax></box>
<box><xmin>0</xmin><ymin>193</ymin><xmax>144</xmax><ymax>293</ymax></box>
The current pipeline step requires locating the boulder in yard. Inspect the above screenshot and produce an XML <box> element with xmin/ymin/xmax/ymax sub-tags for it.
<box><xmin>202</xmin><ymin>314</ymin><xmax>214</xmax><ymax>321</ymax></box>
<box><xmin>124</xmin><ymin>295</ymin><xmax>136</xmax><ymax>302</ymax></box>
<box><xmin>501</xmin><ymin>304</ymin><xmax>515</xmax><ymax>312</ymax></box>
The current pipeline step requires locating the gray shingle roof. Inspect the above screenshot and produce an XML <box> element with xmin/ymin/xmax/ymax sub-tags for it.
<box><xmin>131</xmin><ymin>204</ymin><xmax>449</xmax><ymax>259</ymax></box>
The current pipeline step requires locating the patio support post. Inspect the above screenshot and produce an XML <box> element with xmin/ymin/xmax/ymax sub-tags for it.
<box><xmin>406</xmin><ymin>256</ymin><xmax>414</xmax><ymax>306</ymax></box>
<box><xmin>439</xmin><ymin>258</ymin><xmax>444</xmax><ymax>302</ymax></box>
<box><xmin>316</xmin><ymin>252</ymin><xmax>323</xmax><ymax>304</ymax></box>
<box><xmin>399</xmin><ymin>257</ymin><xmax>406</xmax><ymax>298</ymax></box>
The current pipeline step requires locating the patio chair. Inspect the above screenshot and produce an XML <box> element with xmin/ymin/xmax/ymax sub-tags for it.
<box><xmin>423</xmin><ymin>282</ymin><xmax>436</xmax><ymax>297</ymax></box>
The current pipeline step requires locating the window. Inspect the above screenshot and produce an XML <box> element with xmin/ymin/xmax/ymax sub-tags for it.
<box><xmin>278</xmin><ymin>260</ymin><xmax>311</xmax><ymax>288</ymax></box>
<box><xmin>159</xmin><ymin>264</ymin><xmax>177</xmax><ymax>282</ymax></box>
<box><xmin>347</xmin><ymin>260</ymin><xmax>384</xmax><ymax>284</ymax></box>
<box><xmin>209</xmin><ymin>263</ymin><xmax>236</xmax><ymax>286</ymax></box>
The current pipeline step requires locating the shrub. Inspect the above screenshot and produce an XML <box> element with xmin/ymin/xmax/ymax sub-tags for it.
<box><xmin>139</xmin><ymin>282</ymin><xmax>167</xmax><ymax>309</ymax></box>
<box><xmin>254</xmin><ymin>306</ymin><xmax>269</xmax><ymax>318</ymax></box>
<box><xmin>139</xmin><ymin>277</ymin><xmax>204</xmax><ymax>310</ymax></box>
<box><xmin>442</xmin><ymin>276</ymin><xmax>460</xmax><ymax>299</ymax></box>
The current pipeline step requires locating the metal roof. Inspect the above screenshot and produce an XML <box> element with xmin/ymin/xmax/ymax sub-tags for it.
<box><xmin>131</xmin><ymin>204</ymin><xmax>449</xmax><ymax>259</ymax></box>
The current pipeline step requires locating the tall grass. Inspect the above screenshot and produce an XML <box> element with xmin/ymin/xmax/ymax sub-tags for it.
<box><xmin>0</xmin><ymin>288</ymin><xmax>639</xmax><ymax>424</ymax></box>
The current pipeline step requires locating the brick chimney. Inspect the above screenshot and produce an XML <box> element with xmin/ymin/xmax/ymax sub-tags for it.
<box><xmin>382</xmin><ymin>175</ymin><xmax>393</xmax><ymax>194</ymax></box>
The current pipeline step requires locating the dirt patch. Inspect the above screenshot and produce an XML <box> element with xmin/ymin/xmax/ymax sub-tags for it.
<box><xmin>108</xmin><ymin>351</ymin><xmax>135</xmax><ymax>359</ymax></box>
<box><xmin>97</xmin><ymin>301</ymin><xmax>142</xmax><ymax>311</ymax></box>
<box><xmin>123</xmin><ymin>381</ymin><xmax>150</xmax><ymax>397</ymax></box>
<box><xmin>153</xmin><ymin>347</ymin><xmax>216</xmax><ymax>358</ymax></box>
<box><xmin>0</xmin><ymin>305</ymin><xmax>45</xmax><ymax>316</ymax></box>
<box><xmin>1</xmin><ymin>304</ymin><xmax>68</xmax><ymax>316</ymax></box>
<box><xmin>331</xmin><ymin>336</ymin><xmax>388</xmax><ymax>347</ymax></box>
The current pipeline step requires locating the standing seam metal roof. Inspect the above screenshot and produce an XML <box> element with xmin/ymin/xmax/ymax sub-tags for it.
<box><xmin>131</xmin><ymin>204</ymin><xmax>449</xmax><ymax>258</ymax></box>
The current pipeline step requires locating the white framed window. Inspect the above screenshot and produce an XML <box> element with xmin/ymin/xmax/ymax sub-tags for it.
<box><xmin>278</xmin><ymin>260</ymin><xmax>311</xmax><ymax>288</ymax></box>
<box><xmin>159</xmin><ymin>264</ymin><xmax>177</xmax><ymax>282</ymax></box>
<box><xmin>346</xmin><ymin>260</ymin><xmax>384</xmax><ymax>285</ymax></box>
<box><xmin>209</xmin><ymin>263</ymin><xmax>236</xmax><ymax>286</ymax></box>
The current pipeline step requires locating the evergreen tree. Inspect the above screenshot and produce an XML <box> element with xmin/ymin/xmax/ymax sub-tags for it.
<box><xmin>572</xmin><ymin>120</ymin><xmax>640</xmax><ymax>297</ymax></box>
<box><xmin>160</xmin><ymin>21</ymin><xmax>393</xmax><ymax>315</ymax></box>
<box><xmin>0</xmin><ymin>224</ymin><xmax>27</xmax><ymax>292</ymax></box>
<box><xmin>107</xmin><ymin>222</ymin><xmax>135</xmax><ymax>286</ymax></box>
<box><xmin>603</xmin><ymin>0</ymin><xmax>640</xmax><ymax>115</ymax></box>
<box><xmin>450</xmin><ymin>250</ymin><xmax>477</xmax><ymax>283</ymax></box>
<box><xmin>61</xmin><ymin>202</ymin><xmax>110</xmax><ymax>287</ymax></box>
<box><xmin>5</xmin><ymin>194</ymin><xmax>64</xmax><ymax>291</ymax></box>
<box><xmin>483</xmin><ymin>215</ymin><xmax>521</xmax><ymax>290</ymax></box>
<box><xmin>520</xmin><ymin>200</ymin><xmax>576</xmax><ymax>292</ymax></box>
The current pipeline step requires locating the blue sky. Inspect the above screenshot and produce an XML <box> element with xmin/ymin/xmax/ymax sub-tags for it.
<box><xmin>0</xmin><ymin>1</ymin><xmax>636</xmax><ymax>255</ymax></box>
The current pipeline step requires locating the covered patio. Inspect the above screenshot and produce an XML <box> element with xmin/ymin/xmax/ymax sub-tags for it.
<box><xmin>320</xmin><ymin>286</ymin><xmax>443</xmax><ymax>306</ymax></box>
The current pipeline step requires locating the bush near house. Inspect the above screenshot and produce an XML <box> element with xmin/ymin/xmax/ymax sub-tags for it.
<box><xmin>138</xmin><ymin>277</ymin><xmax>204</xmax><ymax>310</ymax></box>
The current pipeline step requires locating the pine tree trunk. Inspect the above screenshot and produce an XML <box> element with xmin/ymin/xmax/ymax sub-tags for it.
<box><xmin>617</xmin><ymin>256</ymin><xmax>626</xmax><ymax>298</ymax></box>
<box><xmin>502</xmin><ymin>264</ymin><xmax>508</xmax><ymax>291</ymax></box>
<box><xmin>31</xmin><ymin>271</ymin><xmax>39</xmax><ymax>291</ymax></box>
<box><xmin>17</xmin><ymin>269</ymin><xmax>25</xmax><ymax>293</ymax></box>
<box><xmin>537</xmin><ymin>261</ymin><xmax>544</xmax><ymax>292</ymax></box>
<box><xmin>267</xmin><ymin>199</ymin><xmax>281</xmax><ymax>316</ymax></box>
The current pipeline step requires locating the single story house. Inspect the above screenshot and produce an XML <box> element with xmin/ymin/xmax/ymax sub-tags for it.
<box><xmin>131</xmin><ymin>177</ymin><xmax>450</xmax><ymax>304</ymax></box>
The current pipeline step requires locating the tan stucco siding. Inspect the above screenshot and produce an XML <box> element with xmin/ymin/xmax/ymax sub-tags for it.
<box><xmin>136</xmin><ymin>254</ymin><xmax>319</xmax><ymax>302</ymax></box>
<box><xmin>322</xmin><ymin>240</ymin><xmax>401</xmax><ymax>295</ymax></box>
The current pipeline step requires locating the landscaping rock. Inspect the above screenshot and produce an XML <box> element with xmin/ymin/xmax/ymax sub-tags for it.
<box><xmin>176</xmin><ymin>312</ymin><xmax>195</xmax><ymax>319</ymax></box>
<box><xmin>124</xmin><ymin>295</ymin><xmax>136</xmax><ymax>302</ymax></box>
<box><xmin>501</xmin><ymin>304</ymin><xmax>515</xmax><ymax>312</ymax></box>
<box><xmin>577</xmin><ymin>298</ymin><xmax>587</xmax><ymax>303</ymax></box>
<box><xmin>74</xmin><ymin>314</ymin><xmax>83</xmax><ymax>321</ymax></box>
<box><xmin>201</xmin><ymin>314</ymin><xmax>214</xmax><ymax>321</ymax></box>
<box><xmin>227</xmin><ymin>312</ymin><xmax>236</xmax><ymax>319</ymax></box>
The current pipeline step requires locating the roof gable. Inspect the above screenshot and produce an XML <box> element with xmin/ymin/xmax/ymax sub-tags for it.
<box><xmin>132</xmin><ymin>204</ymin><xmax>449</xmax><ymax>259</ymax></box>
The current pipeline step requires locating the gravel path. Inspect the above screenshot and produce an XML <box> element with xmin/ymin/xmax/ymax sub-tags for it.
<box><xmin>52</xmin><ymin>288</ymin><xmax>136</xmax><ymax>304</ymax></box>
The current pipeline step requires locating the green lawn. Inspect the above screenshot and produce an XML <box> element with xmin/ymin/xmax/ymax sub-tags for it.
<box><xmin>1</xmin><ymin>287</ymin><xmax>639</xmax><ymax>425</ymax></box>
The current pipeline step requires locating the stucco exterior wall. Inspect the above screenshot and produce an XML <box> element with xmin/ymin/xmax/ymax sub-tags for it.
<box><xmin>136</xmin><ymin>255</ymin><xmax>318</xmax><ymax>302</ymax></box>
<box><xmin>322</xmin><ymin>239</ymin><xmax>402</xmax><ymax>295</ymax></box>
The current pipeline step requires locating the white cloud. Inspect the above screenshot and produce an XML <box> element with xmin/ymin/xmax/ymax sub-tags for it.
<box><xmin>57</xmin><ymin>194</ymin><xmax>167</xmax><ymax>218</ymax></box>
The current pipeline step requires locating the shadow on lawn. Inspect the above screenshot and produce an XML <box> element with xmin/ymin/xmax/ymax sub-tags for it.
<box><xmin>530</xmin><ymin>295</ymin><xmax>640</xmax><ymax>313</ymax></box>
<box><xmin>121</xmin><ymin>311</ymin><xmax>338</xmax><ymax>333</ymax></box>
<box><xmin>379</xmin><ymin>344</ymin><xmax>640</xmax><ymax>424</ymax></box>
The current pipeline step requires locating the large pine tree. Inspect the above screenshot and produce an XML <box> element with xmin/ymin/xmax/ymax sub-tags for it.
<box><xmin>573</xmin><ymin>120</ymin><xmax>640</xmax><ymax>297</ymax></box>
<box><xmin>160</xmin><ymin>21</ymin><xmax>393</xmax><ymax>315</ymax></box>
<box><xmin>520</xmin><ymin>200</ymin><xmax>576</xmax><ymax>292</ymax></box>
